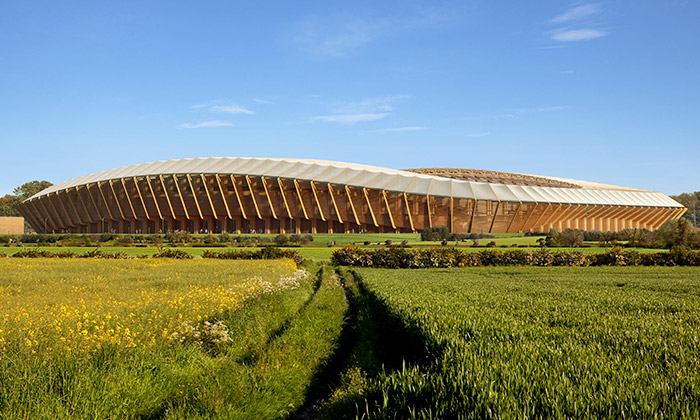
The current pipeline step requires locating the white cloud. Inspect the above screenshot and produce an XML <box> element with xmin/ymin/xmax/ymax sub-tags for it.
<box><xmin>252</xmin><ymin>98</ymin><xmax>274</xmax><ymax>105</ymax></box>
<box><xmin>552</xmin><ymin>29</ymin><xmax>607</xmax><ymax>42</ymax></box>
<box><xmin>294</xmin><ymin>10</ymin><xmax>455</xmax><ymax>57</ymax></box>
<box><xmin>210</xmin><ymin>105</ymin><xmax>254</xmax><ymax>115</ymax></box>
<box><xmin>551</xmin><ymin>4</ymin><xmax>602</xmax><ymax>24</ymax></box>
<box><xmin>177</xmin><ymin>120</ymin><xmax>233</xmax><ymax>129</ymax></box>
<box><xmin>368</xmin><ymin>126</ymin><xmax>427</xmax><ymax>133</ymax></box>
<box><xmin>313</xmin><ymin>113</ymin><xmax>389</xmax><ymax>124</ymax></box>
<box><xmin>334</xmin><ymin>95</ymin><xmax>409</xmax><ymax>114</ymax></box>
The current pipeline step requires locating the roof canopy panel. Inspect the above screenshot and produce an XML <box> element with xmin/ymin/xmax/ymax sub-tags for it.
<box><xmin>25</xmin><ymin>157</ymin><xmax>685</xmax><ymax>209</ymax></box>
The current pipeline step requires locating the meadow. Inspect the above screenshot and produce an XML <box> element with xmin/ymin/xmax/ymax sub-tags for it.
<box><xmin>0</xmin><ymin>259</ymin><xmax>346</xmax><ymax>419</ymax></box>
<box><xmin>319</xmin><ymin>266</ymin><xmax>700</xmax><ymax>419</ymax></box>
<box><xmin>3</xmin><ymin>255</ymin><xmax>699</xmax><ymax>418</ymax></box>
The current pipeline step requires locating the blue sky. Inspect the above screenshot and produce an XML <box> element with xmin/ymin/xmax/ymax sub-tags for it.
<box><xmin>1</xmin><ymin>1</ymin><xmax>698</xmax><ymax>196</ymax></box>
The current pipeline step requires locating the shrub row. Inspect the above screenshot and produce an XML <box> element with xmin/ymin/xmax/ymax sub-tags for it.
<box><xmin>201</xmin><ymin>248</ymin><xmax>303</xmax><ymax>264</ymax></box>
<box><xmin>331</xmin><ymin>246</ymin><xmax>700</xmax><ymax>268</ymax></box>
<box><xmin>9</xmin><ymin>249</ymin><xmax>131</xmax><ymax>259</ymax></box>
<box><xmin>5</xmin><ymin>247</ymin><xmax>302</xmax><ymax>263</ymax></box>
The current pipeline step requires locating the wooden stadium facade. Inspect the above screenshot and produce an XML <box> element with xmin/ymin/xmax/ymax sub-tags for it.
<box><xmin>18</xmin><ymin>158</ymin><xmax>685</xmax><ymax>234</ymax></box>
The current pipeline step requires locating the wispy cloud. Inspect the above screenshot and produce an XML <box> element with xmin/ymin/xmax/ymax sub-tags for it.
<box><xmin>334</xmin><ymin>95</ymin><xmax>409</xmax><ymax>114</ymax></box>
<box><xmin>367</xmin><ymin>126</ymin><xmax>427</xmax><ymax>133</ymax></box>
<box><xmin>177</xmin><ymin>120</ymin><xmax>233</xmax><ymax>129</ymax></box>
<box><xmin>313</xmin><ymin>113</ymin><xmax>390</xmax><ymax>124</ymax></box>
<box><xmin>551</xmin><ymin>4</ymin><xmax>601</xmax><ymax>24</ymax></box>
<box><xmin>210</xmin><ymin>105</ymin><xmax>254</xmax><ymax>115</ymax></box>
<box><xmin>252</xmin><ymin>98</ymin><xmax>275</xmax><ymax>105</ymax></box>
<box><xmin>294</xmin><ymin>10</ymin><xmax>455</xmax><ymax>57</ymax></box>
<box><xmin>552</xmin><ymin>29</ymin><xmax>606</xmax><ymax>42</ymax></box>
<box><xmin>547</xmin><ymin>3</ymin><xmax>607</xmax><ymax>43</ymax></box>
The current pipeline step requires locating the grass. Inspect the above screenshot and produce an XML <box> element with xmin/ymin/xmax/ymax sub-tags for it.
<box><xmin>319</xmin><ymin>266</ymin><xmax>700</xmax><ymax>419</ymax></box>
<box><xmin>0</xmin><ymin>259</ymin><xmax>347</xmax><ymax>419</ymax></box>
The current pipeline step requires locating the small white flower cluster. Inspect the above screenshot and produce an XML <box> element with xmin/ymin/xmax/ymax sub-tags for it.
<box><xmin>169</xmin><ymin>320</ymin><xmax>233</xmax><ymax>350</ymax></box>
<box><xmin>277</xmin><ymin>269</ymin><xmax>311</xmax><ymax>291</ymax></box>
<box><xmin>245</xmin><ymin>269</ymin><xmax>310</xmax><ymax>299</ymax></box>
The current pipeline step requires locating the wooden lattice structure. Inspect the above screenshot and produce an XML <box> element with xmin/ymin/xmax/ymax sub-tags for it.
<box><xmin>18</xmin><ymin>157</ymin><xmax>685</xmax><ymax>234</ymax></box>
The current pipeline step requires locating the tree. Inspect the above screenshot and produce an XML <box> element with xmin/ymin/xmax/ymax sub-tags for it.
<box><xmin>13</xmin><ymin>180</ymin><xmax>53</xmax><ymax>200</ymax></box>
<box><xmin>670</xmin><ymin>191</ymin><xmax>700</xmax><ymax>226</ymax></box>
<box><xmin>0</xmin><ymin>180</ymin><xmax>52</xmax><ymax>217</ymax></box>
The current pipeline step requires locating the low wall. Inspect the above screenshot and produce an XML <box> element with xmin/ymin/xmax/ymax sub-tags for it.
<box><xmin>0</xmin><ymin>217</ymin><xmax>24</xmax><ymax>234</ymax></box>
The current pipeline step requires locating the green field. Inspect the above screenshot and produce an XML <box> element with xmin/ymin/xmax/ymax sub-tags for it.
<box><xmin>320</xmin><ymin>266</ymin><xmax>700</xmax><ymax>418</ymax></box>
<box><xmin>0</xmin><ymin>259</ymin><xmax>346</xmax><ymax>419</ymax></box>
<box><xmin>2</xmin><ymin>256</ymin><xmax>698</xmax><ymax>418</ymax></box>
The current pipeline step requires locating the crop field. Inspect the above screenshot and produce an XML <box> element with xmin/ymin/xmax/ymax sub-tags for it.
<box><xmin>321</xmin><ymin>266</ymin><xmax>700</xmax><ymax>419</ymax></box>
<box><xmin>3</xmin><ymin>256</ymin><xmax>699</xmax><ymax>419</ymax></box>
<box><xmin>0</xmin><ymin>259</ymin><xmax>346</xmax><ymax>419</ymax></box>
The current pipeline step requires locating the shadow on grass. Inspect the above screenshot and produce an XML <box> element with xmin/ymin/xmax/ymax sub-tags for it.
<box><xmin>290</xmin><ymin>268</ymin><xmax>437</xmax><ymax>420</ymax></box>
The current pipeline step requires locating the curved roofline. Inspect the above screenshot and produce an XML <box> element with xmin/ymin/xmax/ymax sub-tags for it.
<box><xmin>25</xmin><ymin>157</ymin><xmax>684</xmax><ymax>208</ymax></box>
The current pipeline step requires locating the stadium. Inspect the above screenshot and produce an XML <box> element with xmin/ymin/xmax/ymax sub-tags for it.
<box><xmin>17</xmin><ymin>157</ymin><xmax>685</xmax><ymax>234</ymax></box>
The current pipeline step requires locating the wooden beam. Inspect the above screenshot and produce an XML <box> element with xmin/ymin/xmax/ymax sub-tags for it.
<box><xmin>186</xmin><ymin>174</ymin><xmax>204</xmax><ymax>220</ymax></box>
<box><xmin>38</xmin><ymin>198</ymin><xmax>60</xmax><ymax>231</ymax></box>
<box><xmin>25</xmin><ymin>200</ymin><xmax>48</xmax><ymax>232</ymax></box>
<box><xmin>56</xmin><ymin>190</ymin><xmax>80</xmax><ymax>227</ymax></box>
<box><xmin>229</xmin><ymin>175</ymin><xmax>247</xmax><ymax>220</ymax></box>
<box><xmin>505</xmin><ymin>202</ymin><xmax>522</xmax><ymax>233</ymax></box>
<box><xmin>382</xmin><ymin>190</ymin><xmax>396</xmax><ymax>230</ymax></box>
<box><xmin>310</xmin><ymin>181</ymin><xmax>325</xmax><ymax>222</ymax></box>
<box><xmin>363</xmin><ymin>188</ymin><xmax>378</xmax><ymax>227</ymax></box>
<box><xmin>215</xmin><ymin>174</ymin><xmax>232</xmax><ymax>219</ymax></box>
<box><xmin>427</xmin><ymin>195</ymin><xmax>432</xmax><ymax>228</ymax></box>
<box><xmin>74</xmin><ymin>186</ymin><xmax>96</xmax><ymax>223</ymax></box>
<box><xmin>261</xmin><ymin>176</ymin><xmax>277</xmax><ymax>220</ymax></box>
<box><xmin>96</xmin><ymin>182</ymin><xmax>115</xmax><ymax>220</ymax></box>
<box><xmin>47</xmin><ymin>194</ymin><xmax>69</xmax><ymax>229</ymax></box>
<box><xmin>245</xmin><ymin>175</ymin><xmax>262</xmax><ymax>219</ymax></box>
<box><xmin>345</xmin><ymin>186</ymin><xmax>360</xmax><ymax>225</ymax></box>
<box><xmin>277</xmin><ymin>178</ymin><xmax>293</xmax><ymax>219</ymax></box>
<box><xmin>293</xmin><ymin>179</ymin><xmax>309</xmax><ymax>220</ymax></box>
<box><xmin>468</xmin><ymin>199</ymin><xmax>477</xmax><ymax>232</ymax></box>
<box><xmin>159</xmin><ymin>176</ymin><xmax>177</xmax><ymax>219</ymax></box>
<box><xmin>85</xmin><ymin>184</ymin><xmax>104</xmax><ymax>220</ymax></box>
<box><xmin>403</xmin><ymin>193</ymin><xmax>415</xmax><ymax>232</ymax></box>
<box><xmin>145</xmin><ymin>176</ymin><xmax>163</xmax><ymax>220</ymax></box>
<box><xmin>647</xmin><ymin>208</ymin><xmax>671</xmax><ymax>230</ymax></box>
<box><xmin>171</xmin><ymin>175</ymin><xmax>190</xmax><ymax>220</ymax></box>
<box><xmin>327</xmin><ymin>184</ymin><xmax>343</xmax><ymax>224</ymax></box>
<box><xmin>536</xmin><ymin>203</ymin><xmax>561</xmax><ymax>232</ymax></box>
<box><xmin>132</xmin><ymin>177</ymin><xmax>151</xmax><ymax>220</ymax></box>
<box><xmin>108</xmin><ymin>180</ymin><xmax>127</xmax><ymax>221</ymax></box>
<box><xmin>59</xmin><ymin>189</ymin><xmax>82</xmax><ymax>226</ymax></box>
<box><xmin>517</xmin><ymin>202</ymin><xmax>538</xmax><ymax>232</ymax></box>
<box><xmin>120</xmin><ymin>178</ymin><xmax>138</xmax><ymax>221</ymax></box>
<box><xmin>528</xmin><ymin>203</ymin><xmax>552</xmax><ymax>232</ymax></box>
<box><xmin>488</xmin><ymin>201</ymin><xmax>501</xmax><ymax>233</ymax></box>
<box><xmin>200</xmin><ymin>174</ymin><xmax>218</xmax><ymax>220</ymax></box>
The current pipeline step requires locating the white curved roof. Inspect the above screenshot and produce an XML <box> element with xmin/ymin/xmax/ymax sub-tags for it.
<box><xmin>27</xmin><ymin>157</ymin><xmax>683</xmax><ymax>208</ymax></box>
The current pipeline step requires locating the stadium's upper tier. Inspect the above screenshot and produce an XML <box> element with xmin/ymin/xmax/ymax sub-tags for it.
<box><xmin>29</xmin><ymin>157</ymin><xmax>681</xmax><ymax>208</ymax></box>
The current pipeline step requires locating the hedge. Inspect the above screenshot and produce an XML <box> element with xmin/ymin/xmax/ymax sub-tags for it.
<box><xmin>330</xmin><ymin>246</ymin><xmax>700</xmax><ymax>268</ymax></box>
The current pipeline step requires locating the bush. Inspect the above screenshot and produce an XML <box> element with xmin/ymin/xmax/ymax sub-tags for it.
<box><xmin>152</xmin><ymin>248</ymin><xmax>193</xmax><ymax>259</ymax></box>
<box><xmin>165</xmin><ymin>231</ymin><xmax>192</xmax><ymax>244</ymax></box>
<box><xmin>559</xmin><ymin>229</ymin><xmax>584</xmax><ymax>247</ymax></box>
<box><xmin>421</xmin><ymin>227</ymin><xmax>450</xmax><ymax>241</ymax></box>
<box><xmin>274</xmin><ymin>234</ymin><xmax>289</xmax><ymax>246</ymax></box>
